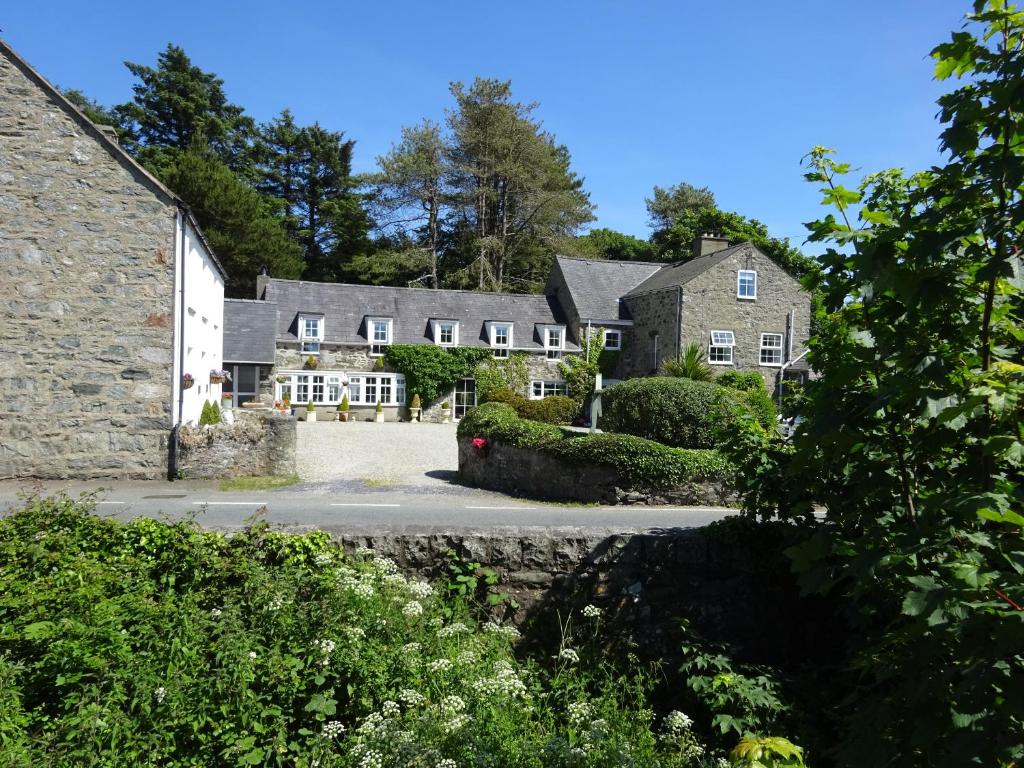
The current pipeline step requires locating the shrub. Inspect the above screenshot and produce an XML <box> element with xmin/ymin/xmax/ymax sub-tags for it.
<box><xmin>338</xmin><ymin>395</ymin><xmax>349</xmax><ymax>412</ymax></box>
<box><xmin>461</xmin><ymin>403</ymin><xmax>732</xmax><ymax>488</ymax></box>
<box><xmin>601</xmin><ymin>377</ymin><xmax>748</xmax><ymax>448</ymax></box>
<box><xmin>518</xmin><ymin>395</ymin><xmax>578</xmax><ymax>425</ymax></box>
<box><xmin>375</xmin><ymin>401</ymin><xmax>383</xmax><ymax>413</ymax></box>
<box><xmin>660</xmin><ymin>342</ymin><xmax>714</xmax><ymax>382</ymax></box>
<box><xmin>481</xmin><ymin>388</ymin><xmax>578</xmax><ymax>425</ymax></box>
<box><xmin>306</xmin><ymin>399</ymin><xmax>315</xmax><ymax>412</ymax></box>
<box><xmin>716</xmin><ymin>371</ymin><xmax>777</xmax><ymax>429</ymax></box>
<box><xmin>198</xmin><ymin>400</ymin><xmax>221</xmax><ymax>426</ymax></box>
<box><xmin>410</xmin><ymin>393</ymin><xmax>422</xmax><ymax>409</ymax></box>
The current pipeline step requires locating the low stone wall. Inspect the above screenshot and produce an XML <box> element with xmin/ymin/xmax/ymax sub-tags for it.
<box><xmin>178</xmin><ymin>411</ymin><xmax>296</xmax><ymax>479</ymax></box>
<box><xmin>457</xmin><ymin>438</ymin><xmax>735</xmax><ymax>506</ymax></box>
<box><xmin>327</xmin><ymin>525</ymin><xmax>831</xmax><ymax>669</ymax></box>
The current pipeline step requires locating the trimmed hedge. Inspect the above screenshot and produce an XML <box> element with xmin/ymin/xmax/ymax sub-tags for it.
<box><xmin>481</xmin><ymin>387</ymin><xmax>578</xmax><ymax>425</ymax></box>
<box><xmin>601</xmin><ymin>377</ymin><xmax>749</xmax><ymax>448</ymax></box>
<box><xmin>459</xmin><ymin>402</ymin><xmax>733</xmax><ymax>489</ymax></box>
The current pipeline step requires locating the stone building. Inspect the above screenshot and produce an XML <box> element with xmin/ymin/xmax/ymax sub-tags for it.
<box><xmin>223</xmin><ymin>277</ymin><xmax>578</xmax><ymax>421</ymax></box>
<box><xmin>546</xmin><ymin>236</ymin><xmax>811</xmax><ymax>389</ymax></box>
<box><xmin>0</xmin><ymin>41</ymin><xmax>225</xmax><ymax>480</ymax></box>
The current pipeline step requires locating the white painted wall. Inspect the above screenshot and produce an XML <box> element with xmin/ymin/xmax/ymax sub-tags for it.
<box><xmin>171</xmin><ymin>211</ymin><xmax>225</xmax><ymax>426</ymax></box>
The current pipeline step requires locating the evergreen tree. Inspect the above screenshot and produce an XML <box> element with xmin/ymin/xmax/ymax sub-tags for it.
<box><xmin>61</xmin><ymin>88</ymin><xmax>117</xmax><ymax>127</ymax></box>
<box><xmin>161</xmin><ymin>145</ymin><xmax>303</xmax><ymax>297</ymax></box>
<box><xmin>114</xmin><ymin>44</ymin><xmax>255</xmax><ymax>170</ymax></box>
<box><xmin>445</xmin><ymin>78</ymin><xmax>594</xmax><ymax>292</ymax></box>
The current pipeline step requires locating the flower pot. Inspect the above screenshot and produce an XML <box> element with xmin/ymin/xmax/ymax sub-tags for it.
<box><xmin>410</xmin><ymin>407</ymin><xmax>421</xmax><ymax>423</ymax></box>
<box><xmin>306</xmin><ymin>410</ymin><xmax>317</xmax><ymax>422</ymax></box>
<box><xmin>337</xmin><ymin>412</ymin><xmax>350</xmax><ymax>422</ymax></box>
<box><xmin>440</xmin><ymin>409</ymin><xmax>451</xmax><ymax>424</ymax></box>
<box><xmin>210</xmin><ymin>375</ymin><xmax>226</xmax><ymax>385</ymax></box>
<box><xmin>182</xmin><ymin>378</ymin><xmax>194</xmax><ymax>390</ymax></box>
<box><xmin>374</xmin><ymin>411</ymin><xmax>385</xmax><ymax>423</ymax></box>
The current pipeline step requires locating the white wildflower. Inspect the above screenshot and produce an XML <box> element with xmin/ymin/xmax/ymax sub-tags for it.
<box><xmin>384</xmin><ymin>573</ymin><xmax>408</xmax><ymax>588</ymax></box>
<box><xmin>313</xmin><ymin>551</ymin><xmax>333</xmax><ymax>567</ymax></box>
<box><xmin>443</xmin><ymin>713</ymin><xmax>472</xmax><ymax>733</ymax></box>
<box><xmin>440</xmin><ymin>694</ymin><xmax>466</xmax><ymax>712</ymax></box>
<box><xmin>471</xmin><ymin>659</ymin><xmax>529</xmax><ymax>699</ymax></box>
<box><xmin>437</xmin><ymin>621</ymin><xmax>470</xmax><ymax>639</ymax></box>
<box><xmin>663</xmin><ymin>710</ymin><xmax>693</xmax><ymax>735</ymax></box>
<box><xmin>381</xmin><ymin>700</ymin><xmax>401</xmax><ymax>718</ymax></box>
<box><xmin>408</xmin><ymin>580</ymin><xmax>434</xmax><ymax>599</ymax></box>
<box><xmin>313</xmin><ymin>638</ymin><xmax>336</xmax><ymax>655</ymax></box>
<box><xmin>570</xmin><ymin>747</ymin><xmax>588</xmax><ymax>758</ymax></box>
<box><xmin>456</xmin><ymin>649</ymin><xmax>478</xmax><ymax>665</ymax></box>
<box><xmin>428</xmin><ymin>658</ymin><xmax>453</xmax><ymax>674</ymax></box>
<box><xmin>436</xmin><ymin>759</ymin><xmax>458</xmax><ymax>768</ymax></box>
<box><xmin>402</xmin><ymin>600</ymin><xmax>424</xmax><ymax>618</ymax></box>
<box><xmin>716</xmin><ymin>759</ymin><xmax>730</xmax><ymax>768</ymax></box>
<box><xmin>355</xmin><ymin>546</ymin><xmax>374</xmax><ymax>557</ymax></box>
<box><xmin>357</xmin><ymin>712</ymin><xmax>387</xmax><ymax>735</ymax></box>
<box><xmin>402</xmin><ymin>641</ymin><xmax>421</xmax><ymax>654</ymax></box>
<box><xmin>482</xmin><ymin>622</ymin><xmax>521</xmax><ymax>640</ymax></box>
<box><xmin>345</xmin><ymin>626</ymin><xmax>366</xmax><ymax>641</ymax></box>
<box><xmin>558</xmin><ymin>648</ymin><xmax>580</xmax><ymax>664</ymax></box>
<box><xmin>209</xmin><ymin>608</ymin><xmax>222</xmax><ymax>619</ymax></box>
<box><xmin>582</xmin><ymin>604</ymin><xmax>602</xmax><ymax>619</ymax></box>
<box><xmin>267</xmin><ymin>595</ymin><xmax>285</xmax><ymax>612</ymax></box>
<box><xmin>322</xmin><ymin>720</ymin><xmax>345</xmax><ymax>738</ymax></box>
<box><xmin>154</xmin><ymin>686</ymin><xmax>166</xmax><ymax>704</ymax></box>
<box><xmin>372</xmin><ymin>556</ymin><xmax>399</xmax><ymax>575</ymax></box>
<box><xmin>358</xmin><ymin>748</ymin><xmax>383</xmax><ymax>768</ymax></box>
<box><xmin>398</xmin><ymin>688</ymin><xmax>425</xmax><ymax>707</ymax></box>
<box><xmin>247</xmin><ymin>651</ymin><xmax>257</xmax><ymax>660</ymax></box>
<box><xmin>568</xmin><ymin>700</ymin><xmax>592</xmax><ymax>727</ymax></box>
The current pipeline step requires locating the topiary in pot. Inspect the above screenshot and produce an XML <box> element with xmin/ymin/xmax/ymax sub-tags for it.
<box><xmin>337</xmin><ymin>394</ymin><xmax>350</xmax><ymax>421</ymax></box>
<box><xmin>374</xmin><ymin>400</ymin><xmax>384</xmax><ymax>423</ymax></box>
<box><xmin>306</xmin><ymin>399</ymin><xmax>317</xmax><ymax>422</ymax></box>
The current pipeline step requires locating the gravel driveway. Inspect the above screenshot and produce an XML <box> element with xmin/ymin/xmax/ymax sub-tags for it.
<box><xmin>295</xmin><ymin>420</ymin><xmax>469</xmax><ymax>496</ymax></box>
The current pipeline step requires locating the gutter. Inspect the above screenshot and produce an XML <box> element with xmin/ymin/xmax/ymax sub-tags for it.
<box><xmin>675</xmin><ymin>286</ymin><xmax>683</xmax><ymax>359</ymax></box>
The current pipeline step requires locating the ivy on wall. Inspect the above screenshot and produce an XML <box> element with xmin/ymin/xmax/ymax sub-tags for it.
<box><xmin>473</xmin><ymin>353</ymin><xmax>529</xmax><ymax>400</ymax></box>
<box><xmin>383</xmin><ymin>345</ymin><xmax>491</xmax><ymax>405</ymax></box>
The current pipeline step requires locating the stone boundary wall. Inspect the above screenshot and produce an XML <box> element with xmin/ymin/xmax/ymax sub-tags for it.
<box><xmin>178</xmin><ymin>411</ymin><xmax>296</xmax><ymax>479</ymax></box>
<box><xmin>457</xmin><ymin>438</ymin><xmax>735</xmax><ymax>506</ymax></box>
<box><xmin>325</xmin><ymin>524</ymin><xmax>822</xmax><ymax>667</ymax></box>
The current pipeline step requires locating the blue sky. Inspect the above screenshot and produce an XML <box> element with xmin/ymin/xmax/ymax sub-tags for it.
<box><xmin>4</xmin><ymin>1</ymin><xmax>967</xmax><ymax>247</ymax></box>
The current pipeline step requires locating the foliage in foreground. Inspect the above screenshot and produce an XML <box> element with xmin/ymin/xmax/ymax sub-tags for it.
<box><xmin>0</xmin><ymin>496</ymin><xmax>750</xmax><ymax>768</ymax></box>
<box><xmin>459</xmin><ymin>402</ymin><xmax>733</xmax><ymax>488</ymax></box>
<box><xmin>481</xmin><ymin>387</ymin><xmax>579</xmax><ymax>425</ymax></box>
<box><xmin>720</xmin><ymin>4</ymin><xmax>1024</xmax><ymax>766</ymax></box>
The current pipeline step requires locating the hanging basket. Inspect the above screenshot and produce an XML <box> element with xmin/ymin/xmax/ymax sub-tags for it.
<box><xmin>182</xmin><ymin>375</ymin><xmax>194</xmax><ymax>390</ymax></box>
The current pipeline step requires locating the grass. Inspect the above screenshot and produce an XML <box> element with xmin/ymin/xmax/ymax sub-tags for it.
<box><xmin>217</xmin><ymin>474</ymin><xmax>300</xmax><ymax>491</ymax></box>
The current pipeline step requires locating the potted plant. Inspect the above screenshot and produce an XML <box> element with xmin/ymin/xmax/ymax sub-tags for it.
<box><xmin>283</xmin><ymin>397</ymin><xmax>292</xmax><ymax>415</ymax></box>
<box><xmin>209</xmin><ymin>368</ymin><xmax>229</xmax><ymax>385</ymax></box>
<box><xmin>221</xmin><ymin>391</ymin><xmax>233</xmax><ymax>409</ymax></box>
<box><xmin>306</xmin><ymin>399</ymin><xmax>317</xmax><ymax>422</ymax></box>
<box><xmin>374</xmin><ymin>401</ymin><xmax>384</xmax><ymax>423</ymax></box>
<box><xmin>440</xmin><ymin>400</ymin><xmax>452</xmax><ymax>424</ymax></box>
<box><xmin>304</xmin><ymin>356</ymin><xmax>318</xmax><ymax>370</ymax></box>
<box><xmin>275</xmin><ymin>374</ymin><xmax>288</xmax><ymax>384</ymax></box>
<box><xmin>410</xmin><ymin>393</ymin><xmax>422</xmax><ymax>422</ymax></box>
<box><xmin>182</xmin><ymin>373</ymin><xmax>194</xmax><ymax>390</ymax></box>
<box><xmin>337</xmin><ymin>394</ymin><xmax>350</xmax><ymax>422</ymax></box>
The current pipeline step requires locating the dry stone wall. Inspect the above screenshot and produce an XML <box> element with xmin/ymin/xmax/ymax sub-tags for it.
<box><xmin>0</xmin><ymin>50</ymin><xmax>177</xmax><ymax>479</ymax></box>
<box><xmin>178</xmin><ymin>411</ymin><xmax>296</xmax><ymax>479</ymax></box>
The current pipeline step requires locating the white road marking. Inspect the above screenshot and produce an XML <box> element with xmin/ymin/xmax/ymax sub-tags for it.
<box><xmin>464</xmin><ymin>505</ymin><xmax>537</xmax><ymax>511</ymax></box>
<box><xmin>192</xmin><ymin>501</ymin><xmax>267</xmax><ymax>506</ymax></box>
<box><xmin>97</xmin><ymin>501</ymin><xmax>126</xmax><ymax>505</ymax></box>
<box><xmin>330</xmin><ymin>503</ymin><xmax>401</xmax><ymax>508</ymax></box>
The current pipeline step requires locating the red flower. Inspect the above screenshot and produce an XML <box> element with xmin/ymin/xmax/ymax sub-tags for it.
<box><xmin>471</xmin><ymin>437</ymin><xmax>488</xmax><ymax>450</ymax></box>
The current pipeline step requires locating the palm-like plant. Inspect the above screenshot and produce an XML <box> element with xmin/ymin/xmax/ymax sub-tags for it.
<box><xmin>660</xmin><ymin>342</ymin><xmax>714</xmax><ymax>382</ymax></box>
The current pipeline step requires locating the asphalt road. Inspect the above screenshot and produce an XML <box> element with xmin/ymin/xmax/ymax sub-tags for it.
<box><xmin>0</xmin><ymin>479</ymin><xmax>735</xmax><ymax>534</ymax></box>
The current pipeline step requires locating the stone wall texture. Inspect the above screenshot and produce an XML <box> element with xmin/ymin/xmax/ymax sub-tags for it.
<box><xmin>0</xmin><ymin>49</ymin><xmax>178</xmax><ymax>479</ymax></box>
<box><xmin>330</xmin><ymin>524</ymin><xmax>830</xmax><ymax>667</ymax></box>
<box><xmin>178</xmin><ymin>411</ymin><xmax>296</xmax><ymax>479</ymax></box>
<box><xmin>457</xmin><ymin>438</ymin><xmax>735</xmax><ymax>506</ymax></box>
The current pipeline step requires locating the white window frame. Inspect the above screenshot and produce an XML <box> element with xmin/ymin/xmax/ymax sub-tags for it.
<box><xmin>543</xmin><ymin>325</ymin><xmax>564</xmax><ymax>361</ymax></box>
<box><xmin>603</xmin><ymin>329</ymin><xmax>622</xmax><ymax>351</ymax></box>
<box><xmin>737</xmin><ymin>270</ymin><xmax>757</xmax><ymax>300</ymax></box>
<box><xmin>709</xmin><ymin>330</ymin><xmax>736</xmax><ymax>365</ymax></box>
<box><xmin>368</xmin><ymin>317</ymin><xmax>393</xmax><ymax>356</ymax></box>
<box><xmin>530</xmin><ymin>380</ymin><xmax>569</xmax><ymax>400</ymax></box>
<box><xmin>299</xmin><ymin>314</ymin><xmax>324</xmax><ymax>355</ymax></box>
<box><xmin>487</xmin><ymin>322</ymin><xmax>513</xmax><ymax>358</ymax></box>
<box><xmin>432</xmin><ymin>319</ymin><xmax>459</xmax><ymax>347</ymax></box>
<box><xmin>760</xmin><ymin>333</ymin><xmax>784</xmax><ymax>367</ymax></box>
<box><xmin>275</xmin><ymin>370</ymin><xmax>406</xmax><ymax>407</ymax></box>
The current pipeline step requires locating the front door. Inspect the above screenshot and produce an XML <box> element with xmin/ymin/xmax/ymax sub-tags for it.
<box><xmin>454</xmin><ymin>378</ymin><xmax>476</xmax><ymax>419</ymax></box>
<box><xmin>231</xmin><ymin>365</ymin><xmax>259</xmax><ymax>408</ymax></box>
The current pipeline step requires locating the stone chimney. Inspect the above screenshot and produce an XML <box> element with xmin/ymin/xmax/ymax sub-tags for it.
<box><xmin>256</xmin><ymin>265</ymin><xmax>270</xmax><ymax>299</ymax></box>
<box><xmin>693</xmin><ymin>233</ymin><xmax>731</xmax><ymax>259</ymax></box>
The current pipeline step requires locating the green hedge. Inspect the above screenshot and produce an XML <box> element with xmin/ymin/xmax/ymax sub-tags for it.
<box><xmin>460</xmin><ymin>402</ymin><xmax>732</xmax><ymax>489</ymax></box>
<box><xmin>601</xmin><ymin>377</ymin><xmax>749</xmax><ymax>448</ymax></box>
<box><xmin>715</xmin><ymin>371</ymin><xmax>777</xmax><ymax>429</ymax></box>
<box><xmin>481</xmin><ymin>387</ymin><xmax>577</xmax><ymax>425</ymax></box>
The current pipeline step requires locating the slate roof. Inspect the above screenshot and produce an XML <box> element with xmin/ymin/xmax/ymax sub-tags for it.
<box><xmin>624</xmin><ymin>243</ymin><xmax>749</xmax><ymax>297</ymax></box>
<box><xmin>262</xmin><ymin>279</ymin><xmax>579</xmax><ymax>351</ymax></box>
<box><xmin>223</xmin><ymin>299</ymin><xmax>279</xmax><ymax>363</ymax></box>
<box><xmin>553</xmin><ymin>256</ymin><xmax>663</xmax><ymax>321</ymax></box>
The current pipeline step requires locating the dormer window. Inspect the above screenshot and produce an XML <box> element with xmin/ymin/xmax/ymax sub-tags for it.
<box><xmin>432</xmin><ymin>320</ymin><xmax>459</xmax><ymax>347</ymax></box>
<box><xmin>488</xmin><ymin>322</ymin><xmax>512</xmax><ymax>358</ymax></box>
<box><xmin>543</xmin><ymin>325</ymin><xmax>564</xmax><ymax>360</ymax></box>
<box><xmin>299</xmin><ymin>314</ymin><xmax>324</xmax><ymax>354</ymax></box>
<box><xmin>368</xmin><ymin>317</ymin><xmax>392</xmax><ymax>356</ymax></box>
<box><xmin>737</xmin><ymin>270</ymin><xmax>757</xmax><ymax>299</ymax></box>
